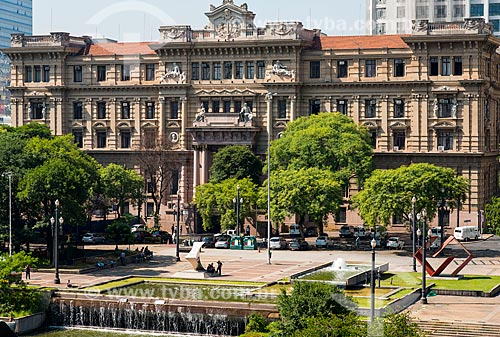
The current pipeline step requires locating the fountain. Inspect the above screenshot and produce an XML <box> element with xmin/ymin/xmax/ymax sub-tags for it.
<box><xmin>296</xmin><ymin>258</ymin><xmax>389</xmax><ymax>287</ymax></box>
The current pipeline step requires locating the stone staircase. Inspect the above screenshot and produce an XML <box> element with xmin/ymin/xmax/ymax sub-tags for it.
<box><xmin>418</xmin><ymin>320</ymin><xmax>500</xmax><ymax>336</ymax></box>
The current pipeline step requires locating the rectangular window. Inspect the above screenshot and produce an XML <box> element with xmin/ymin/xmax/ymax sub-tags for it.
<box><xmin>337</xmin><ymin>100</ymin><xmax>348</xmax><ymax>115</ymax></box>
<box><xmin>470</xmin><ymin>4</ymin><xmax>484</xmax><ymax>16</ymax></box>
<box><xmin>376</xmin><ymin>23</ymin><xmax>386</xmax><ymax>34</ymax></box>
<box><xmin>438</xmin><ymin>98</ymin><xmax>453</xmax><ymax>118</ymax></box>
<box><xmin>397</xmin><ymin>22</ymin><xmax>406</xmax><ymax>33</ymax></box>
<box><xmin>337</xmin><ymin>60</ymin><xmax>348</xmax><ymax>78</ymax></box>
<box><xmin>365</xmin><ymin>99</ymin><xmax>377</xmax><ymax>118</ymax></box>
<box><xmin>31</xmin><ymin>103</ymin><xmax>44</xmax><ymax>119</ymax></box>
<box><xmin>121</xmin><ymin>64</ymin><xmax>131</xmax><ymax>81</ymax></box>
<box><xmin>146</xmin><ymin>202</ymin><xmax>154</xmax><ymax>217</ymax></box>
<box><xmin>145</xmin><ymin>64</ymin><xmax>155</xmax><ymax>81</ymax></box>
<box><xmin>394</xmin><ymin>99</ymin><xmax>405</xmax><ymax>118</ymax></box>
<box><xmin>393</xmin><ymin>131</ymin><xmax>406</xmax><ymax>150</ymax></box>
<box><xmin>213</xmin><ymin>62</ymin><xmax>221</xmax><ymax>80</ymax></box>
<box><xmin>25</xmin><ymin>66</ymin><xmax>32</xmax><ymax>82</ymax></box>
<box><xmin>336</xmin><ymin>208</ymin><xmax>347</xmax><ymax>223</ymax></box>
<box><xmin>246</xmin><ymin>61</ymin><xmax>255</xmax><ymax>79</ymax></box>
<box><xmin>223</xmin><ymin>101</ymin><xmax>231</xmax><ymax>113</ymax></box>
<box><xmin>377</xmin><ymin>8</ymin><xmax>386</xmax><ymax>19</ymax></box>
<box><xmin>202</xmin><ymin>63</ymin><xmax>210</xmax><ymax>80</ymax></box>
<box><xmin>278</xmin><ymin>99</ymin><xmax>287</xmax><ymax>119</ymax></box>
<box><xmin>73</xmin><ymin>130</ymin><xmax>83</xmax><ymax>148</ymax></box>
<box><xmin>365</xmin><ymin>60</ymin><xmax>376</xmax><ymax>77</ymax></box>
<box><xmin>397</xmin><ymin>6</ymin><xmax>405</xmax><ymax>18</ymax></box>
<box><xmin>171</xmin><ymin>170</ymin><xmax>179</xmax><ymax>195</ymax></box>
<box><xmin>146</xmin><ymin>102</ymin><xmax>155</xmax><ymax>119</ymax></box>
<box><xmin>192</xmin><ymin>63</ymin><xmax>200</xmax><ymax>80</ymax></box>
<box><xmin>490</xmin><ymin>3</ymin><xmax>500</xmax><ymax>16</ymax></box>
<box><xmin>441</xmin><ymin>57</ymin><xmax>451</xmax><ymax>76</ymax></box>
<box><xmin>310</xmin><ymin>61</ymin><xmax>321</xmax><ymax>78</ymax></box>
<box><xmin>212</xmin><ymin>100</ymin><xmax>220</xmax><ymax>113</ymax></box>
<box><xmin>416</xmin><ymin>6</ymin><xmax>429</xmax><ymax>18</ymax></box>
<box><xmin>73</xmin><ymin>101</ymin><xmax>83</xmax><ymax>120</ymax></box>
<box><xmin>453</xmin><ymin>56</ymin><xmax>462</xmax><ymax>75</ymax></box>
<box><xmin>437</xmin><ymin>131</ymin><xmax>454</xmax><ymax>150</ymax></box>
<box><xmin>309</xmin><ymin>99</ymin><xmax>321</xmax><ymax>115</ymax></box>
<box><xmin>74</xmin><ymin>65</ymin><xmax>83</xmax><ymax>82</ymax></box>
<box><xmin>370</xmin><ymin>130</ymin><xmax>377</xmax><ymax>149</ymax></box>
<box><xmin>122</xmin><ymin>102</ymin><xmax>130</xmax><ymax>119</ymax></box>
<box><xmin>434</xmin><ymin>5</ymin><xmax>447</xmax><ymax>19</ymax></box>
<box><xmin>33</xmin><ymin>65</ymin><xmax>41</xmax><ymax>82</ymax></box>
<box><xmin>235</xmin><ymin>61</ymin><xmax>243</xmax><ymax>79</ymax></box>
<box><xmin>121</xmin><ymin>131</ymin><xmax>131</xmax><ymax>149</ymax></box>
<box><xmin>143</xmin><ymin>130</ymin><xmax>157</xmax><ymax>149</ymax></box>
<box><xmin>430</xmin><ymin>57</ymin><xmax>439</xmax><ymax>76</ymax></box>
<box><xmin>257</xmin><ymin>61</ymin><xmax>266</xmax><ymax>79</ymax></box>
<box><xmin>97</xmin><ymin>65</ymin><xmax>106</xmax><ymax>82</ymax></box>
<box><xmin>234</xmin><ymin>101</ymin><xmax>242</xmax><ymax>115</ymax></box>
<box><xmin>97</xmin><ymin>131</ymin><xmax>107</xmax><ymax>148</ymax></box>
<box><xmin>453</xmin><ymin>4</ymin><xmax>464</xmax><ymax>18</ymax></box>
<box><xmin>224</xmin><ymin>61</ymin><xmax>233</xmax><ymax>79</ymax></box>
<box><xmin>43</xmin><ymin>65</ymin><xmax>50</xmax><ymax>82</ymax></box>
<box><xmin>492</xmin><ymin>19</ymin><xmax>500</xmax><ymax>33</ymax></box>
<box><xmin>97</xmin><ymin>101</ymin><xmax>106</xmax><ymax>119</ymax></box>
<box><xmin>170</xmin><ymin>101</ymin><xmax>179</xmax><ymax>119</ymax></box>
<box><xmin>394</xmin><ymin>59</ymin><xmax>405</xmax><ymax>77</ymax></box>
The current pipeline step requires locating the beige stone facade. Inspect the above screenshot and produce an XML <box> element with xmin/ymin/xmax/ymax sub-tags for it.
<box><xmin>4</xmin><ymin>1</ymin><xmax>500</xmax><ymax>230</ymax></box>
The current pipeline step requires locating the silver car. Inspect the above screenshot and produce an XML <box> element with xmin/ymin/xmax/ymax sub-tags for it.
<box><xmin>82</xmin><ymin>233</ymin><xmax>105</xmax><ymax>244</ymax></box>
<box><xmin>269</xmin><ymin>237</ymin><xmax>288</xmax><ymax>250</ymax></box>
<box><xmin>315</xmin><ymin>236</ymin><xmax>333</xmax><ymax>249</ymax></box>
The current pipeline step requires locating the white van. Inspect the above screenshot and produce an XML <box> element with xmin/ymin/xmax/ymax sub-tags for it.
<box><xmin>454</xmin><ymin>226</ymin><xmax>479</xmax><ymax>241</ymax></box>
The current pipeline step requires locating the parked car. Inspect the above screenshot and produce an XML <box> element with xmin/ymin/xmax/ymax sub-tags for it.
<box><xmin>354</xmin><ymin>226</ymin><xmax>367</xmax><ymax>238</ymax></box>
<box><xmin>131</xmin><ymin>224</ymin><xmax>146</xmax><ymax>233</ymax></box>
<box><xmin>315</xmin><ymin>235</ymin><xmax>333</xmax><ymax>249</ymax></box>
<box><xmin>215</xmin><ymin>235</ymin><xmax>231</xmax><ymax>249</ymax></box>
<box><xmin>289</xmin><ymin>238</ymin><xmax>309</xmax><ymax>251</ymax></box>
<box><xmin>151</xmin><ymin>230</ymin><xmax>172</xmax><ymax>244</ymax></box>
<box><xmin>269</xmin><ymin>237</ymin><xmax>288</xmax><ymax>250</ymax></box>
<box><xmin>201</xmin><ymin>236</ymin><xmax>216</xmax><ymax>248</ymax></box>
<box><xmin>305</xmin><ymin>226</ymin><xmax>318</xmax><ymax>237</ymax></box>
<box><xmin>339</xmin><ymin>225</ymin><xmax>354</xmax><ymax>238</ymax></box>
<box><xmin>289</xmin><ymin>224</ymin><xmax>301</xmax><ymax>237</ymax></box>
<box><xmin>386</xmin><ymin>237</ymin><xmax>405</xmax><ymax>249</ymax></box>
<box><xmin>133</xmin><ymin>231</ymin><xmax>153</xmax><ymax>243</ymax></box>
<box><xmin>82</xmin><ymin>233</ymin><xmax>105</xmax><ymax>244</ymax></box>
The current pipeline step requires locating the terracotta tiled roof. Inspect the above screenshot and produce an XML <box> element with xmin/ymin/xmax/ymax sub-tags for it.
<box><xmin>87</xmin><ymin>42</ymin><xmax>156</xmax><ymax>56</ymax></box>
<box><xmin>319</xmin><ymin>35</ymin><xmax>410</xmax><ymax>50</ymax></box>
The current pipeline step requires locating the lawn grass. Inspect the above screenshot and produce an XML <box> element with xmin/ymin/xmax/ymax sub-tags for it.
<box><xmin>381</xmin><ymin>272</ymin><xmax>500</xmax><ymax>292</ymax></box>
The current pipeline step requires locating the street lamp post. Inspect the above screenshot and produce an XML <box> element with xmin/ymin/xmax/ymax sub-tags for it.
<box><xmin>176</xmin><ymin>191</ymin><xmax>181</xmax><ymax>262</ymax></box>
<box><xmin>51</xmin><ymin>200</ymin><xmax>63</xmax><ymax>284</ymax></box>
<box><xmin>411</xmin><ymin>196</ymin><xmax>417</xmax><ymax>272</ymax></box>
<box><xmin>370</xmin><ymin>238</ymin><xmax>377</xmax><ymax>326</ymax></box>
<box><xmin>420</xmin><ymin>208</ymin><xmax>428</xmax><ymax>304</ymax></box>
<box><xmin>265</xmin><ymin>92</ymin><xmax>275</xmax><ymax>265</ymax></box>
<box><xmin>438</xmin><ymin>187</ymin><xmax>446</xmax><ymax>254</ymax></box>
<box><xmin>2</xmin><ymin>172</ymin><xmax>13</xmax><ymax>256</ymax></box>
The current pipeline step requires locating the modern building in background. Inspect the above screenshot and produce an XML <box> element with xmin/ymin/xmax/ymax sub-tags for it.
<box><xmin>0</xmin><ymin>0</ymin><xmax>32</xmax><ymax>123</ymax></box>
<box><xmin>367</xmin><ymin>0</ymin><xmax>500</xmax><ymax>36</ymax></box>
<box><xmin>4</xmin><ymin>0</ymin><xmax>500</xmax><ymax>231</ymax></box>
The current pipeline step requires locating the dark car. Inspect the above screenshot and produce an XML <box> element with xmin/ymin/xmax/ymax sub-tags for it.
<box><xmin>151</xmin><ymin>230</ymin><xmax>172</xmax><ymax>244</ymax></box>
<box><xmin>133</xmin><ymin>231</ymin><xmax>153</xmax><ymax>243</ymax></box>
<box><xmin>289</xmin><ymin>238</ymin><xmax>309</xmax><ymax>251</ymax></box>
<box><xmin>201</xmin><ymin>236</ymin><xmax>216</xmax><ymax>248</ymax></box>
<box><xmin>339</xmin><ymin>225</ymin><xmax>354</xmax><ymax>238</ymax></box>
<box><xmin>305</xmin><ymin>226</ymin><xmax>318</xmax><ymax>237</ymax></box>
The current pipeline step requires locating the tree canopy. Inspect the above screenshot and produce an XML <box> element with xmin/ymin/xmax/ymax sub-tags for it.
<box><xmin>193</xmin><ymin>178</ymin><xmax>258</xmax><ymax>232</ymax></box>
<box><xmin>269</xmin><ymin>112</ymin><xmax>373</xmax><ymax>187</ymax></box>
<box><xmin>353</xmin><ymin>163</ymin><xmax>469</xmax><ymax>227</ymax></box>
<box><xmin>268</xmin><ymin>168</ymin><xmax>342</xmax><ymax>229</ymax></box>
<box><xmin>209</xmin><ymin>145</ymin><xmax>263</xmax><ymax>184</ymax></box>
<box><xmin>485</xmin><ymin>197</ymin><xmax>500</xmax><ymax>235</ymax></box>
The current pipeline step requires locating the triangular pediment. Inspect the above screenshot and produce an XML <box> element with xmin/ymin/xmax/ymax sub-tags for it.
<box><xmin>432</xmin><ymin>121</ymin><xmax>456</xmax><ymax>129</ymax></box>
<box><xmin>389</xmin><ymin>121</ymin><xmax>408</xmax><ymax>129</ymax></box>
<box><xmin>362</xmin><ymin>121</ymin><xmax>378</xmax><ymax>129</ymax></box>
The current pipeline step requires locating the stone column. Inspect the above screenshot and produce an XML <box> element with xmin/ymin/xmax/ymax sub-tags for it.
<box><xmin>201</xmin><ymin>147</ymin><xmax>208</xmax><ymax>185</ymax></box>
<box><xmin>181</xmin><ymin>97</ymin><xmax>188</xmax><ymax>149</ymax></box>
<box><xmin>289</xmin><ymin>96</ymin><xmax>296</xmax><ymax>121</ymax></box>
<box><xmin>159</xmin><ymin>97</ymin><xmax>166</xmax><ymax>141</ymax></box>
<box><xmin>193</xmin><ymin>147</ymin><xmax>199</xmax><ymax>188</ymax></box>
<box><xmin>55</xmin><ymin>99</ymin><xmax>63</xmax><ymax>136</ymax></box>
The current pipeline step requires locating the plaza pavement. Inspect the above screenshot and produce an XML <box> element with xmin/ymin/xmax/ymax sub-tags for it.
<box><xmin>24</xmin><ymin>242</ymin><xmax>500</xmax><ymax>325</ymax></box>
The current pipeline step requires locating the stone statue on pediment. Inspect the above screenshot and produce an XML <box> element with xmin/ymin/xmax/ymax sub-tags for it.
<box><xmin>239</xmin><ymin>103</ymin><xmax>252</xmax><ymax>123</ymax></box>
<box><xmin>195</xmin><ymin>104</ymin><xmax>206</xmax><ymax>123</ymax></box>
<box><xmin>160</xmin><ymin>63</ymin><xmax>186</xmax><ymax>84</ymax></box>
<box><xmin>267</xmin><ymin>60</ymin><xmax>295</xmax><ymax>80</ymax></box>
<box><xmin>433</xmin><ymin>99</ymin><xmax>439</xmax><ymax>118</ymax></box>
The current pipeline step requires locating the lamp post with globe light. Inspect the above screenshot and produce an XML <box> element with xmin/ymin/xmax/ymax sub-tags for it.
<box><xmin>370</xmin><ymin>237</ymin><xmax>377</xmax><ymax>326</ymax></box>
<box><xmin>411</xmin><ymin>196</ymin><xmax>417</xmax><ymax>272</ymax></box>
<box><xmin>51</xmin><ymin>200</ymin><xmax>63</xmax><ymax>284</ymax></box>
<box><xmin>419</xmin><ymin>208</ymin><xmax>428</xmax><ymax>304</ymax></box>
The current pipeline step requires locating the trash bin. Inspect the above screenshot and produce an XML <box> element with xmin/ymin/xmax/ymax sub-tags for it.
<box><xmin>243</xmin><ymin>236</ymin><xmax>257</xmax><ymax>250</ymax></box>
<box><xmin>230</xmin><ymin>236</ymin><xmax>243</xmax><ymax>250</ymax></box>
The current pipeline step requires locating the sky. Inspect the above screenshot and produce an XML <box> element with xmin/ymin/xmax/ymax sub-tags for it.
<box><xmin>33</xmin><ymin>0</ymin><xmax>367</xmax><ymax>42</ymax></box>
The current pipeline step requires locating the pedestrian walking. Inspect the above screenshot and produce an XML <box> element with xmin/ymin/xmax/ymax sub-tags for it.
<box><xmin>216</xmin><ymin>260</ymin><xmax>223</xmax><ymax>276</ymax></box>
<box><xmin>120</xmin><ymin>251</ymin><xmax>126</xmax><ymax>266</ymax></box>
<box><xmin>25</xmin><ymin>264</ymin><xmax>31</xmax><ymax>280</ymax></box>
<box><xmin>355</xmin><ymin>236</ymin><xmax>360</xmax><ymax>249</ymax></box>
<box><xmin>245</xmin><ymin>225</ymin><xmax>251</xmax><ymax>236</ymax></box>
<box><xmin>171</xmin><ymin>224</ymin><xmax>175</xmax><ymax>235</ymax></box>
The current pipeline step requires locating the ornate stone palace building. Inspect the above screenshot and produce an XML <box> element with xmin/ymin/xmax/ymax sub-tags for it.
<box><xmin>4</xmin><ymin>1</ymin><xmax>500</xmax><ymax>229</ymax></box>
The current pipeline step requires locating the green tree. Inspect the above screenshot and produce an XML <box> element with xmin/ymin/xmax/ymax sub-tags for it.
<box><xmin>268</xmin><ymin>168</ymin><xmax>342</xmax><ymax>234</ymax></box>
<box><xmin>292</xmin><ymin>313</ymin><xmax>366</xmax><ymax>337</ymax></box>
<box><xmin>275</xmin><ymin>281</ymin><xmax>352</xmax><ymax>336</ymax></box>
<box><xmin>245</xmin><ymin>313</ymin><xmax>269</xmax><ymax>333</ymax></box>
<box><xmin>270</xmin><ymin>112</ymin><xmax>373</xmax><ymax>187</ymax></box>
<box><xmin>106</xmin><ymin>216</ymin><xmax>134</xmax><ymax>248</ymax></box>
<box><xmin>383</xmin><ymin>312</ymin><xmax>426</xmax><ymax>337</ymax></box>
<box><xmin>193</xmin><ymin>178</ymin><xmax>258</xmax><ymax>232</ymax></box>
<box><xmin>210</xmin><ymin>145</ymin><xmax>263</xmax><ymax>184</ymax></box>
<box><xmin>99</xmin><ymin>163</ymin><xmax>143</xmax><ymax>219</ymax></box>
<box><xmin>485</xmin><ymin>197</ymin><xmax>500</xmax><ymax>235</ymax></box>
<box><xmin>353</xmin><ymin>163</ymin><xmax>469</xmax><ymax>227</ymax></box>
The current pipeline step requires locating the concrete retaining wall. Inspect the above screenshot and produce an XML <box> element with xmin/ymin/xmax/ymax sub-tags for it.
<box><xmin>0</xmin><ymin>312</ymin><xmax>46</xmax><ymax>335</ymax></box>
